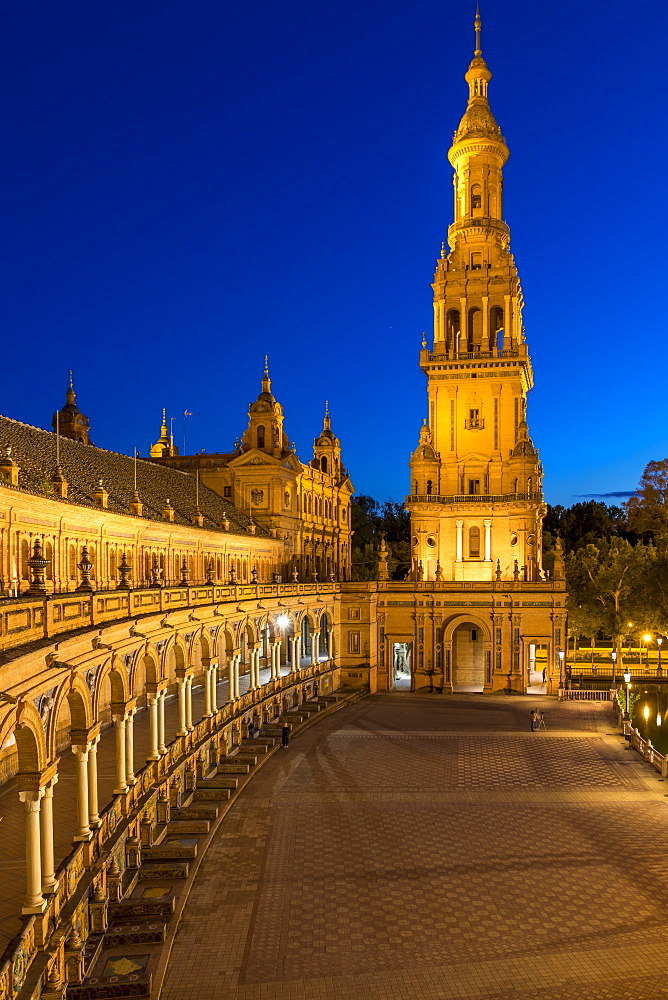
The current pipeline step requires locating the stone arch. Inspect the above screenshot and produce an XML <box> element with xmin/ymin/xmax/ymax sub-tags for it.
<box><xmin>47</xmin><ymin>674</ymin><xmax>92</xmax><ymax>758</ymax></box>
<box><xmin>13</xmin><ymin>701</ymin><xmax>48</xmax><ymax>772</ymax></box>
<box><xmin>93</xmin><ymin>658</ymin><xmax>129</xmax><ymax>719</ymax></box>
<box><xmin>142</xmin><ymin>648</ymin><xmax>161</xmax><ymax>687</ymax></box>
<box><xmin>442</xmin><ymin>614</ymin><xmax>491</xmax><ymax>692</ymax></box>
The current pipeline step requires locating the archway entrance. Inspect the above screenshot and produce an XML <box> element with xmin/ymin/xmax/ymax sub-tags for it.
<box><xmin>392</xmin><ymin>643</ymin><xmax>412</xmax><ymax>690</ymax></box>
<box><xmin>452</xmin><ymin>622</ymin><xmax>485</xmax><ymax>692</ymax></box>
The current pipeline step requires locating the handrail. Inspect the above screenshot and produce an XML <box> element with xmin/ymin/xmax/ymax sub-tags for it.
<box><xmin>406</xmin><ymin>492</ymin><xmax>543</xmax><ymax>505</ymax></box>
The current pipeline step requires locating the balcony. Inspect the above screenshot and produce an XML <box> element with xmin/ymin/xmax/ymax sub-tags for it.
<box><xmin>406</xmin><ymin>492</ymin><xmax>543</xmax><ymax>506</ymax></box>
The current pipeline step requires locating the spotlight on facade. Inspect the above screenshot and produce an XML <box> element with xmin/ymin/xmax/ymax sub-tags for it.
<box><xmin>643</xmin><ymin>705</ymin><xmax>650</xmax><ymax>721</ymax></box>
<box><xmin>276</xmin><ymin>614</ymin><xmax>290</xmax><ymax>629</ymax></box>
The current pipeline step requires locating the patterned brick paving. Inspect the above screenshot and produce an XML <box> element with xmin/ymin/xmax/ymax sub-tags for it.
<box><xmin>161</xmin><ymin>694</ymin><xmax>668</xmax><ymax>999</ymax></box>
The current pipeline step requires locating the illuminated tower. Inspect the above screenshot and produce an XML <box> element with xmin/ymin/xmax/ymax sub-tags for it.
<box><xmin>408</xmin><ymin>10</ymin><xmax>544</xmax><ymax>582</ymax></box>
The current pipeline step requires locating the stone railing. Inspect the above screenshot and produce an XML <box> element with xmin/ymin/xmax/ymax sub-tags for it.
<box><xmin>0</xmin><ymin>581</ymin><xmax>336</xmax><ymax>654</ymax></box>
<box><xmin>0</xmin><ymin>658</ymin><xmax>343</xmax><ymax>1000</ymax></box>
<box><xmin>405</xmin><ymin>492</ymin><xmax>543</xmax><ymax>506</ymax></box>
<box><xmin>560</xmin><ymin>689</ymin><xmax>613</xmax><ymax>701</ymax></box>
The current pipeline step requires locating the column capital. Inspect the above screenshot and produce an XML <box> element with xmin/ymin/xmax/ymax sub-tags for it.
<box><xmin>19</xmin><ymin>789</ymin><xmax>43</xmax><ymax>807</ymax></box>
<box><xmin>70</xmin><ymin>723</ymin><xmax>101</xmax><ymax>745</ymax></box>
<box><xmin>71</xmin><ymin>744</ymin><xmax>90</xmax><ymax>761</ymax></box>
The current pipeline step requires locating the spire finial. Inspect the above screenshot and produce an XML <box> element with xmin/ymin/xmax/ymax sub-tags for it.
<box><xmin>474</xmin><ymin>4</ymin><xmax>482</xmax><ymax>57</ymax></box>
<box><xmin>323</xmin><ymin>400</ymin><xmax>331</xmax><ymax>430</ymax></box>
<box><xmin>66</xmin><ymin>370</ymin><xmax>75</xmax><ymax>404</ymax></box>
<box><xmin>262</xmin><ymin>355</ymin><xmax>271</xmax><ymax>392</ymax></box>
<box><xmin>68</xmin><ymin>369</ymin><xmax>73</xmax><ymax>390</ymax></box>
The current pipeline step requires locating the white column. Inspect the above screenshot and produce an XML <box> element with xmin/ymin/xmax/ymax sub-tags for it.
<box><xmin>233</xmin><ymin>653</ymin><xmax>241</xmax><ymax>699</ymax></box>
<box><xmin>72</xmin><ymin>745</ymin><xmax>91</xmax><ymax>840</ymax></box>
<box><xmin>20</xmin><ymin>790</ymin><xmax>44</xmax><ymax>912</ymax></box>
<box><xmin>40</xmin><ymin>778</ymin><xmax>57</xmax><ymax>892</ymax></box>
<box><xmin>210</xmin><ymin>662</ymin><xmax>218</xmax><ymax>713</ymax></box>
<box><xmin>456</xmin><ymin>520</ymin><xmax>464</xmax><ymax>562</ymax></box>
<box><xmin>185</xmin><ymin>675</ymin><xmax>194</xmax><ymax>731</ymax></box>
<box><xmin>227</xmin><ymin>656</ymin><xmax>236</xmax><ymax>702</ymax></box>
<box><xmin>291</xmin><ymin>635</ymin><xmax>301</xmax><ymax>673</ymax></box>
<box><xmin>311</xmin><ymin>631</ymin><xmax>320</xmax><ymax>666</ymax></box>
<box><xmin>147</xmin><ymin>694</ymin><xmax>160</xmax><ymax>761</ymax></box>
<box><xmin>203</xmin><ymin>667</ymin><xmax>213</xmax><ymax>717</ymax></box>
<box><xmin>125</xmin><ymin>710</ymin><xmax>136</xmax><ymax>786</ymax></box>
<box><xmin>113</xmin><ymin>715</ymin><xmax>127</xmax><ymax>794</ymax></box>
<box><xmin>484</xmin><ymin>519</ymin><xmax>492</xmax><ymax>561</ymax></box>
<box><xmin>176</xmin><ymin>678</ymin><xmax>188</xmax><ymax>736</ymax></box>
<box><xmin>249</xmin><ymin>648</ymin><xmax>258</xmax><ymax>690</ymax></box>
<box><xmin>271</xmin><ymin>640</ymin><xmax>280</xmax><ymax>680</ymax></box>
<box><xmin>88</xmin><ymin>738</ymin><xmax>99</xmax><ymax>826</ymax></box>
<box><xmin>158</xmin><ymin>690</ymin><xmax>167</xmax><ymax>753</ymax></box>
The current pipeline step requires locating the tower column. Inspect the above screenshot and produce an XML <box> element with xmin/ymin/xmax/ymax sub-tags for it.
<box><xmin>484</xmin><ymin>519</ymin><xmax>492</xmax><ymax>561</ymax></box>
<box><xmin>456</xmin><ymin>520</ymin><xmax>464</xmax><ymax>562</ymax></box>
<box><xmin>40</xmin><ymin>777</ymin><xmax>58</xmax><ymax>892</ymax></box>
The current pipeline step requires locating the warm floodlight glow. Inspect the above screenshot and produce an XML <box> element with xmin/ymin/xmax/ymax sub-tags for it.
<box><xmin>624</xmin><ymin>669</ymin><xmax>631</xmax><ymax>684</ymax></box>
<box><xmin>643</xmin><ymin>634</ymin><xmax>652</xmax><ymax>643</ymax></box>
<box><xmin>643</xmin><ymin>705</ymin><xmax>650</xmax><ymax>720</ymax></box>
<box><xmin>657</xmin><ymin>714</ymin><xmax>662</xmax><ymax>727</ymax></box>
<box><xmin>276</xmin><ymin>614</ymin><xmax>290</xmax><ymax>628</ymax></box>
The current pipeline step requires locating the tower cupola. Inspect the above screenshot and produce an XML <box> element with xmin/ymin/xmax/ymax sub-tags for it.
<box><xmin>52</xmin><ymin>371</ymin><xmax>91</xmax><ymax>444</ymax></box>
<box><xmin>313</xmin><ymin>402</ymin><xmax>342</xmax><ymax>477</ymax></box>
<box><xmin>241</xmin><ymin>357</ymin><xmax>291</xmax><ymax>458</ymax></box>
<box><xmin>150</xmin><ymin>408</ymin><xmax>178</xmax><ymax>458</ymax></box>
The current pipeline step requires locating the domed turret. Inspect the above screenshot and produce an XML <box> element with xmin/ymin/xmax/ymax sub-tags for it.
<box><xmin>241</xmin><ymin>357</ymin><xmax>291</xmax><ymax>457</ymax></box>
<box><xmin>52</xmin><ymin>371</ymin><xmax>91</xmax><ymax>444</ymax></box>
<box><xmin>313</xmin><ymin>402</ymin><xmax>342</xmax><ymax>477</ymax></box>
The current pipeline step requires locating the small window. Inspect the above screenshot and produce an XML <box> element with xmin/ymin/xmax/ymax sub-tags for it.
<box><xmin>471</xmin><ymin>628</ymin><xmax>478</xmax><ymax>641</ymax></box>
<box><xmin>257</xmin><ymin>425</ymin><xmax>265</xmax><ymax>449</ymax></box>
<box><xmin>223</xmin><ymin>486</ymin><xmax>232</xmax><ymax>498</ymax></box>
<box><xmin>321</xmin><ymin>456</ymin><xmax>328</xmax><ymax>473</ymax></box>
<box><xmin>470</xmin><ymin>252</ymin><xmax>482</xmax><ymax>269</ymax></box>
<box><xmin>348</xmin><ymin>631</ymin><xmax>361</xmax><ymax>653</ymax></box>
<box><xmin>469</xmin><ymin>525</ymin><xmax>481</xmax><ymax>558</ymax></box>
<box><xmin>426</xmin><ymin>479</ymin><xmax>433</xmax><ymax>495</ymax></box>
<box><xmin>468</xmin><ymin>479</ymin><xmax>480</xmax><ymax>495</ymax></box>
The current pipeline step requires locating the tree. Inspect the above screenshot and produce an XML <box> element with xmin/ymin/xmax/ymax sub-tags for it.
<box><xmin>350</xmin><ymin>495</ymin><xmax>410</xmax><ymax>581</ymax></box>
<box><xmin>625</xmin><ymin>459</ymin><xmax>668</xmax><ymax>539</ymax></box>
<box><xmin>566</xmin><ymin>538</ymin><xmax>654</xmax><ymax>666</ymax></box>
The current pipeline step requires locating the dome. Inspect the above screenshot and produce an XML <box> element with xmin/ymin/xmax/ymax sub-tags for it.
<box><xmin>453</xmin><ymin>100</ymin><xmax>504</xmax><ymax>144</ymax></box>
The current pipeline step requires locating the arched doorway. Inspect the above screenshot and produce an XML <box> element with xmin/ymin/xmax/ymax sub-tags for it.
<box><xmin>445</xmin><ymin>619</ymin><xmax>490</xmax><ymax>693</ymax></box>
<box><xmin>392</xmin><ymin>643</ymin><xmax>412</xmax><ymax>690</ymax></box>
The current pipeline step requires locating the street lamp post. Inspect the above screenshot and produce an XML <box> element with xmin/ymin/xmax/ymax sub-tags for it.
<box><xmin>558</xmin><ymin>649</ymin><xmax>565</xmax><ymax>691</ymax></box>
<box><xmin>611</xmin><ymin>650</ymin><xmax>617</xmax><ymax>688</ymax></box>
<box><xmin>623</xmin><ymin>667</ymin><xmax>631</xmax><ymax>720</ymax></box>
<box><xmin>642</xmin><ymin>634</ymin><xmax>652</xmax><ymax>671</ymax></box>
<box><xmin>658</xmin><ymin>637</ymin><xmax>663</xmax><ymax>675</ymax></box>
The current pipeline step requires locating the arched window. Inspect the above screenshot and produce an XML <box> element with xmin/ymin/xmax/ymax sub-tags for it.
<box><xmin>446</xmin><ymin>309</ymin><xmax>460</xmax><ymax>352</ymax></box>
<box><xmin>426</xmin><ymin>480</ymin><xmax>433</xmax><ymax>496</ymax></box>
<box><xmin>321</xmin><ymin>456</ymin><xmax>328</xmax><ymax>473</ymax></box>
<box><xmin>257</xmin><ymin>425</ymin><xmax>265</xmax><ymax>449</ymax></box>
<box><xmin>471</xmin><ymin>183</ymin><xmax>482</xmax><ymax>214</ymax></box>
<box><xmin>45</xmin><ymin>542</ymin><xmax>53</xmax><ymax>581</ymax></box>
<box><xmin>21</xmin><ymin>539</ymin><xmax>30</xmax><ymax>581</ymax></box>
<box><xmin>467</xmin><ymin>307</ymin><xmax>482</xmax><ymax>351</ymax></box>
<box><xmin>469</xmin><ymin>526</ymin><xmax>481</xmax><ymax>558</ymax></box>
<box><xmin>413</xmin><ymin>480</ymin><xmax>419</xmax><ymax>495</ymax></box>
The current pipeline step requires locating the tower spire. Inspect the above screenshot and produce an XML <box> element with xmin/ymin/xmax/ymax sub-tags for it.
<box><xmin>67</xmin><ymin>370</ymin><xmax>75</xmax><ymax>405</ymax></box>
<box><xmin>474</xmin><ymin>4</ymin><xmax>482</xmax><ymax>57</ymax></box>
<box><xmin>324</xmin><ymin>400</ymin><xmax>331</xmax><ymax>430</ymax></box>
<box><xmin>262</xmin><ymin>355</ymin><xmax>271</xmax><ymax>394</ymax></box>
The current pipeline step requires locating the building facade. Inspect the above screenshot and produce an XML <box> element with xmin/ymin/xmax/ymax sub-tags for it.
<box><xmin>0</xmin><ymin>16</ymin><xmax>567</xmax><ymax>1000</ymax></box>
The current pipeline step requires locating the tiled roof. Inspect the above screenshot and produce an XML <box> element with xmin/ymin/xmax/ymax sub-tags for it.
<box><xmin>0</xmin><ymin>414</ymin><xmax>266</xmax><ymax>537</ymax></box>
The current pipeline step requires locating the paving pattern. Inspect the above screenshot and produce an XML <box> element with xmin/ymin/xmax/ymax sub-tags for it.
<box><xmin>160</xmin><ymin>694</ymin><xmax>668</xmax><ymax>1000</ymax></box>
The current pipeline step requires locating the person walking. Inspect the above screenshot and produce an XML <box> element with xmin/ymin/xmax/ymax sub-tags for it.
<box><xmin>541</xmin><ymin>666</ymin><xmax>547</xmax><ymax>684</ymax></box>
<box><xmin>529</xmin><ymin>709</ymin><xmax>536</xmax><ymax>732</ymax></box>
<box><xmin>281</xmin><ymin>724</ymin><xmax>290</xmax><ymax>749</ymax></box>
<box><xmin>247</xmin><ymin>719</ymin><xmax>255</xmax><ymax>740</ymax></box>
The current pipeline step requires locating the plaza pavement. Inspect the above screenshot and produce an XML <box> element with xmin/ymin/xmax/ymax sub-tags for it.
<box><xmin>160</xmin><ymin>693</ymin><xmax>668</xmax><ymax>1000</ymax></box>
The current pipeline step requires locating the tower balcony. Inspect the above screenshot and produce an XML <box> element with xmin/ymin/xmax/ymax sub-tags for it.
<box><xmin>406</xmin><ymin>491</ymin><xmax>543</xmax><ymax>507</ymax></box>
<box><xmin>447</xmin><ymin>216</ymin><xmax>510</xmax><ymax>248</ymax></box>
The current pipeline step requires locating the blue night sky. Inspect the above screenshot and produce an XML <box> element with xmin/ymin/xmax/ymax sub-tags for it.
<box><xmin>0</xmin><ymin>0</ymin><xmax>665</xmax><ymax>508</ymax></box>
